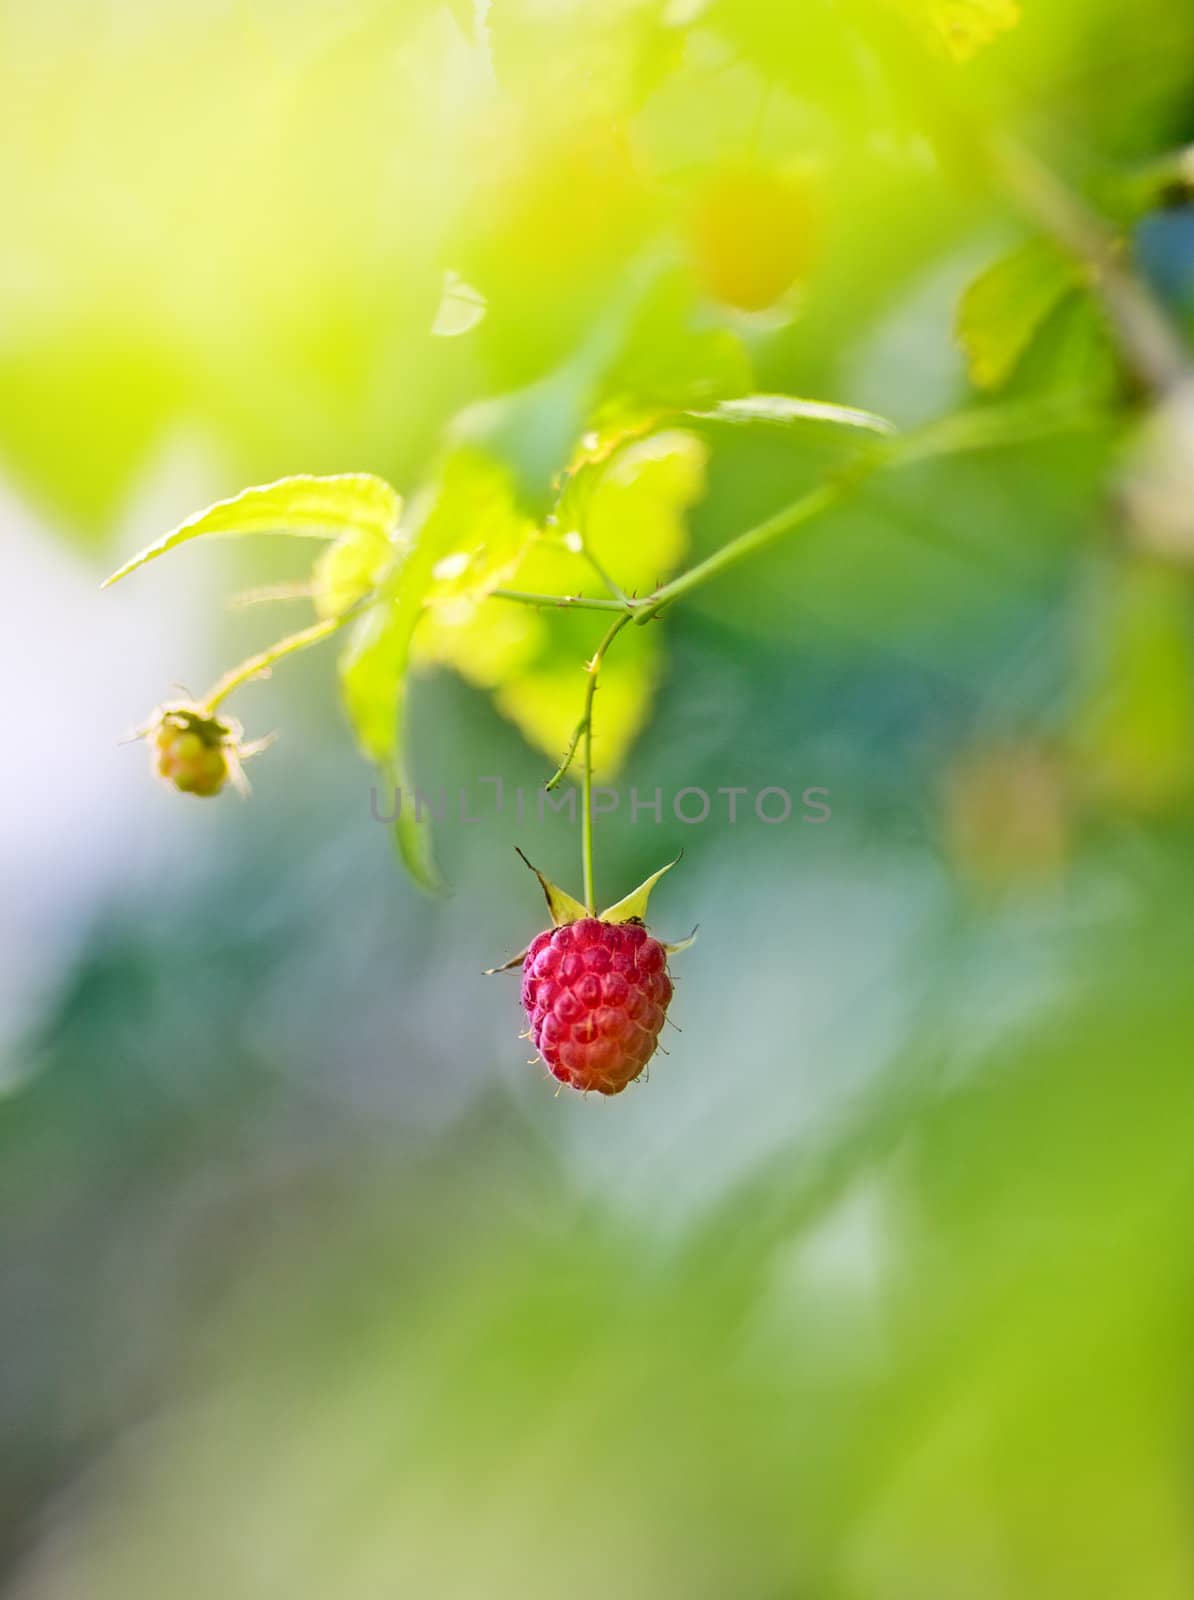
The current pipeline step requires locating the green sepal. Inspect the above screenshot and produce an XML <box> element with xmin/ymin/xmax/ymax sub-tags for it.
<box><xmin>599</xmin><ymin>854</ymin><xmax>681</xmax><ymax>925</ymax></box>
<box><xmin>515</xmin><ymin>848</ymin><xmax>589</xmax><ymax>927</ymax></box>
<box><xmin>483</xmin><ymin>946</ymin><xmax>530</xmax><ymax>976</ymax></box>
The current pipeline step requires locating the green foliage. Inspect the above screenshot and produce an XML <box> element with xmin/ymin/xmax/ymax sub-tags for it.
<box><xmin>312</xmin><ymin>524</ymin><xmax>401</xmax><ymax>622</ymax></box>
<box><xmin>15</xmin><ymin>0</ymin><xmax>1194</xmax><ymax>1590</ymax></box>
<box><xmin>956</xmin><ymin>239</ymin><xmax>1081</xmax><ymax>390</ymax></box>
<box><xmin>338</xmin><ymin>452</ymin><xmax>519</xmax><ymax>888</ymax></box>
<box><xmin>103</xmin><ymin>474</ymin><xmax>401</xmax><ymax>588</ymax></box>
<box><xmin>84</xmin><ymin>0</ymin><xmax>1183</xmax><ymax>909</ymax></box>
<box><xmin>416</xmin><ymin>430</ymin><xmax>709</xmax><ymax>784</ymax></box>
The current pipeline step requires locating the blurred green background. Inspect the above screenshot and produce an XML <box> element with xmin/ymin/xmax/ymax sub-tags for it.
<box><xmin>6</xmin><ymin>1</ymin><xmax>1194</xmax><ymax>1595</ymax></box>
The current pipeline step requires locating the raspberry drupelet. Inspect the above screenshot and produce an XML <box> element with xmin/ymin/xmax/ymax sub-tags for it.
<box><xmin>521</xmin><ymin>917</ymin><xmax>674</xmax><ymax>1095</ymax></box>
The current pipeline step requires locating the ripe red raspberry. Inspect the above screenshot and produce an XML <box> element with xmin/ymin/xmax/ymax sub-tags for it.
<box><xmin>488</xmin><ymin>852</ymin><xmax>694</xmax><ymax>1097</ymax></box>
<box><xmin>521</xmin><ymin>917</ymin><xmax>673</xmax><ymax>1095</ymax></box>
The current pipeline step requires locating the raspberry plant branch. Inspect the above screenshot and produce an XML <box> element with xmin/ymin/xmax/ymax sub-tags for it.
<box><xmin>544</xmin><ymin>610</ymin><xmax>635</xmax><ymax>792</ymax></box>
<box><xmin>495</xmin><ymin>400</ymin><xmax>1098</xmax><ymax>645</ymax></box>
<box><xmin>629</xmin><ymin>399</ymin><xmax>1102</xmax><ymax>625</ymax></box>
<box><xmin>631</xmin><ymin>475</ymin><xmax>850</xmax><ymax>626</ymax></box>
<box><xmin>536</xmin><ymin>397</ymin><xmax>1101</xmax><ymax>808</ymax></box>
<box><xmin>490</xmin><ymin>588</ymin><xmax>631</xmax><ymax>613</ymax></box>
<box><xmin>108</xmin><ymin>386</ymin><xmax>1102</xmax><ymax>890</ymax></box>
<box><xmin>578</xmin><ymin>543</ymin><xmax>635</xmax><ymax>609</ymax></box>
<box><xmin>202</xmin><ymin>614</ymin><xmax>349</xmax><ymax>712</ymax></box>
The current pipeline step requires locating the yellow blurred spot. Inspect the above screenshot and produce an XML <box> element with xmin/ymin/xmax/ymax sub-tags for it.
<box><xmin>896</xmin><ymin>0</ymin><xmax>1022</xmax><ymax>60</ymax></box>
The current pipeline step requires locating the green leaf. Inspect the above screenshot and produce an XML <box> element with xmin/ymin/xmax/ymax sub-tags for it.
<box><xmin>580</xmin><ymin>430</ymin><xmax>708</xmax><ymax>594</ymax></box>
<box><xmin>956</xmin><ymin>240</ymin><xmax>1081</xmax><ymax>392</ymax></box>
<box><xmin>1008</xmin><ymin>289</ymin><xmax>1120</xmax><ymax>404</ymax></box>
<box><xmin>687</xmin><ymin>394</ymin><xmax>898</xmax><ymax>434</ymax></box>
<box><xmin>340</xmin><ymin>450</ymin><xmax>533</xmax><ymax>888</ymax></box>
<box><xmin>313</xmin><ymin>524</ymin><xmax>402</xmax><ymax>621</ymax></box>
<box><xmin>423</xmin><ymin>452</ymin><xmax>538</xmax><ymax>607</ymax></box>
<box><xmin>341</xmin><ymin>586</ymin><xmax>441</xmax><ymax>893</ymax></box>
<box><xmin>419</xmin><ymin>429</ymin><xmax>707</xmax><ymax>779</ymax></box>
<box><xmin>103</xmin><ymin>474</ymin><xmax>402</xmax><ymax>588</ymax></box>
<box><xmin>600</xmin><ymin>855</ymin><xmax>681</xmax><ymax>924</ymax></box>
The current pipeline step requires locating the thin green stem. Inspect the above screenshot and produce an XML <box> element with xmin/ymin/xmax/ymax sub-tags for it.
<box><xmin>632</xmin><ymin>475</ymin><xmax>852</xmax><ymax>625</ymax></box>
<box><xmin>582</xmin><ymin>712</ymin><xmax>595</xmax><ymax>912</ymax></box>
<box><xmin>203</xmin><ymin>615</ymin><xmax>348</xmax><ymax>712</ymax></box>
<box><xmin>529</xmin><ymin>396</ymin><xmax>1101</xmax><ymax>830</ymax></box>
<box><xmin>579</xmin><ymin>544</ymin><xmax>634</xmax><ymax>609</ymax></box>
<box><xmin>491</xmin><ymin>587</ymin><xmax>630</xmax><ymax>614</ymax></box>
<box><xmin>228</xmin><ymin>580</ymin><xmax>315</xmax><ymax>609</ymax></box>
<box><xmin>539</xmin><ymin>611</ymin><xmax>634</xmax><ymax>904</ymax></box>
<box><xmin>545</xmin><ymin>718</ymin><xmax>586</xmax><ymax>792</ymax></box>
<box><xmin>628</xmin><ymin>399</ymin><xmax>1100</xmax><ymax>627</ymax></box>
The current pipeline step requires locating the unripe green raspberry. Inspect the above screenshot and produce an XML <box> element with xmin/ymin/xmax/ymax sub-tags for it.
<box><xmin>150</xmin><ymin>706</ymin><xmax>239</xmax><ymax>797</ymax></box>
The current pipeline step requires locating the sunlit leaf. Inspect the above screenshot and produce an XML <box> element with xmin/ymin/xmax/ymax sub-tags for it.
<box><xmin>422</xmin><ymin>451</ymin><xmax>537</xmax><ymax>607</ymax></box>
<box><xmin>313</xmin><ymin>523</ymin><xmax>403</xmax><ymax>621</ymax></box>
<box><xmin>339</xmin><ymin>450</ymin><xmax>536</xmax><ymax>888</ymax></box>
<box><xmin>103</xmin><ymin>475</ymin><xmax>402</xmax><ymax>588</ymax></box>
<box><xmin>956</xmin><ymin>240</ymin><xmax>1079</xmax><ymax>391</ymax></box>
<box><xmin>582</xmin><ymin>430</ymin><xmax>707</xmax><ymax>593</ymax></box>
<box><xmin>416</xmin><ymin>593</ymin><xmax>548</xmax><ymax>691</ymax></box>
<box><xmin>417</xmin><ymin>427</ymin><xmax>706</xmax><ymax>780</ymax></box>
<box><xmin>340</xmin><ymin>588</ymin><xmax>441</xmax><ymax>893</ymax></box>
